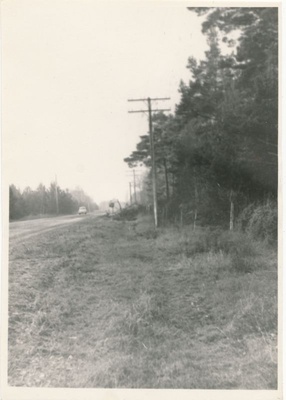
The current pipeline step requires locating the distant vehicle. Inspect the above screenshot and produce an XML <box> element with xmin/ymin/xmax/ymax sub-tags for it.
<box><xmin>78</xmin><ymin>206</ymin><xmax>87</xmax><ymax>215</ymax></box>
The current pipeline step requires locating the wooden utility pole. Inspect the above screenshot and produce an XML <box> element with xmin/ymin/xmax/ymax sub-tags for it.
<box><xmin>128</xmin><ymin>97</ymin><xmax>170</xmax><ymax>228</ymax></box>
<box><xmin>147</xmin><ymin>97</ymin><xmax>158</xmax><ymax>227</ymax></box>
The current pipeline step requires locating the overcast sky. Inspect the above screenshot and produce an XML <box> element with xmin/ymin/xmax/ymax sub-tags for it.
<box><xmin>2</xmin><ymin>1</ymin><xmax>209</xmax><ymax>204</ymax></box>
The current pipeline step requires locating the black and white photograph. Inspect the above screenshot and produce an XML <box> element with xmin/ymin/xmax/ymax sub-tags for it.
<box><xmin>1</xmin><ymin>1</ymin><xmax>281</xmax><ymax>399</ymax></box>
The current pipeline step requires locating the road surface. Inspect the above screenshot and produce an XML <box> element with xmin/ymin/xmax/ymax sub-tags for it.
<box><xmin>9</xmin><ymin>212</ymin><xmax>104</xmax><ymax>244</ymax></box>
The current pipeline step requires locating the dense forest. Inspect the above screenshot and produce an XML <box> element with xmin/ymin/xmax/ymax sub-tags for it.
<box><xmin>9</xmin><ymin>183</ymin><xmax>98</xmax><ymax>220</ymax></box>
<box><xmin>124</xmin><ymin>7</ymin><xmax>278</xmax><ymax>239</ymax></box>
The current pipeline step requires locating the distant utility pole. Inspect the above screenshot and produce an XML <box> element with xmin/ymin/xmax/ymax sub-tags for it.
<box><xmin>133</xmin><ymin>169</ymin><xmax>137</xmax><ymax>203</ymax></box>
<box><xmin>129</xmin><ymin>182</ymin><xmax>132</xmax><ymax>204</ymax></box>
<box><xmin>128</xmin><ymin>97</ymin><xmax>170</xmax><ymax>228</ymax></box>
<box><xmin>126</xmin><ymin>169</ymin><xmax>141</xmax><ymax>204</ymax></box>
<box><xmin>55</xmin><ymin>175</ymin><xmax>59</xmax><ymax>215</ymax></box>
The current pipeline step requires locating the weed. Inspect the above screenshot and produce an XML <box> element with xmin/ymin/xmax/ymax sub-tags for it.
<box><xmin>122</xmin><ymin>292</ymin><xmax>155</xmax><ymax>337</ymax></box>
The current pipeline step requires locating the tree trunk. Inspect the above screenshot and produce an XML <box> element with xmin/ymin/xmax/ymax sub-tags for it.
<box><xmin>163</xmin><ymin>158</ymin><xmax>170</xmax><ymax>201</ymax></box>
<box><xmin>165</xmin><ymin>204</ymin><xmax>168</xmax><ymax>223</ymax></box>
<box><xmin>193</xmin><ymin>171</ymin><xmax>198</xmax><ymax>231</ymax></box>
<box><xmin>172</xmin><ymin>173</ymin><xmax>175</xmax><ymax>196</ymax></box>
<box><xmin>229</xmin><ymin>189</ymin><xmax>234</xmax><ymax>231</ymax></box>
<box><xmin>193</xmin><ymin>209</ymin><xmax>197</xmax><ymax>231</ymax></box>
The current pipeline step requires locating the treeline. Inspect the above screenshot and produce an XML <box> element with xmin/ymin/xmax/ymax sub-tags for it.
<box><xmin>9</xmin><ymin>183</ymin><xmax>98</xmax><ymax>220</ymax></box>
<box><xmin>124</xmin><ymin>8</ymin><xmax>278</xmax><ymax>236</ymax></box>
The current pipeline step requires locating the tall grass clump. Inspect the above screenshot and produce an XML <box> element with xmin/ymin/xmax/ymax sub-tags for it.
<box><xmin>156</xmin><ymin>224</ymin><xmax>272</xmax><ymax>273</ymax></box>
<box><xmin>216</xmin><ymin>230</ymin><xmax>257</xmax><ymax>273</ymax></box>
<box><xmin>155</xmin><ymin>226</ymin><xmax>226</xmax><ymax>257</ymax></box>
<box><xmin>134</xmin><ymin>215</ymin><xmax>158</xmax><ymax>239</ymax></box>
<box><xmin>237</xmin><ymin>200</ymin><xmax>277</xmax><ymax>243</ymax></box>
<box><xmin>122</xmin><ymin>292</ymin><xmax>155</xmax><ymax>337</ymax></box>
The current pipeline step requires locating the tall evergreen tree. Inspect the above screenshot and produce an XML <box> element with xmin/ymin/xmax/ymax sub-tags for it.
<box><xmin>124</xmin><ymin>7</ymin><xmax>278</xmax><ymax>227</ymax></box>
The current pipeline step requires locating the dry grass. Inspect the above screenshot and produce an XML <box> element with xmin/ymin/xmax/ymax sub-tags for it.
<box><xmin>8</xmin><ymin>216</ymin><xmax>277</xmax><ymax>388</ymax></box>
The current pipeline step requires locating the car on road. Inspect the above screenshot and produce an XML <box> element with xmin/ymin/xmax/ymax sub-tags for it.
<box><xmin>78</xmin><ymin>206</ymin><xmax>87</xmax><ymax>215</ymax></box>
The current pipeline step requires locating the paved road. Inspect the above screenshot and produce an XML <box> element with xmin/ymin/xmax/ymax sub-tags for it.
<box><xmin>9</xmin><ymin>211</ymin><xmax>104</xmax><ymax>244</ymax></box>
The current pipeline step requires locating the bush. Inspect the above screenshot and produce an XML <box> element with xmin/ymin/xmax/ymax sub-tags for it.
<box><xmin>113</xmin><ymin>204</ymin><xmax>145</xmax><ymax>221</ymax></box>
<box><xmin>237</xmin><ymin>200</ymin><xmax>277</xmax><ymax>243</ymax></box>
<box><xmin>247</xmin><ymin>201</ymin><xmax>277</xmax><ymax>242</ymax></box>
<box><xmin>236</xmin><ymin>203</ymin><xmax>256</xmax><ymax>231</ymax></box>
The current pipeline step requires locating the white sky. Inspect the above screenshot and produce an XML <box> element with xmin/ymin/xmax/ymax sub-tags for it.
<box><xmin>2</xmin><ymin>1</ymin><xmax>208</xmax><ymax>204</ymax></box>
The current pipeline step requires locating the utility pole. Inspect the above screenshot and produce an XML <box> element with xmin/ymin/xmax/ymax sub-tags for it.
<box><xmin>129</xmin><ymin>182</ymin><xmax>132</xmax><ymax>204</ymax></box>
<box><xmin>55</xmin><ymin>175</ymin><xmax>59</xmax><ymax>215</ymax></box>
<box><xmin>128</xmin><ymin>97</ymin><xmax>170</xmax><ymax>228</ymax></box>
<box><xmin>133</xmin><ymin>169</ymin><xmax>137</xmax><ymax>203</ymax></box>
<box><xmin>126</xmin><ymin>168</ymin><xmax>141</xmax><ymax>204</ymax></box>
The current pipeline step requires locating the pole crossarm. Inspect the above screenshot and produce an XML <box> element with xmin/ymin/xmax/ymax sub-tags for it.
<box><xmin>128</xmin><ymin>98</ymin><xmax>148</xmax><ymax>102</ymax></box>
<box><xmin>128</xmin><ymin>110</ymin><xmax>149</xmax><ymax>113</ymax></box>
<box><xmin>128</xmin><ymin>109</ymin><xmax>171</xmax><ymax>113</ymax></box>
<box><xmin>128</xmin><ymin>97</ymin><xmax>170</xmax><ymax>102</ymax></box>
<box><xmin>150</xmin><ymin>97</ymin><xmax>170</xmax><ymax>101</ymax></box>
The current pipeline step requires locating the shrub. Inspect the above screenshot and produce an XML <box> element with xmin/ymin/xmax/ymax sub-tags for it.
<box><xmin>247</xmin><ymin>200</ymin><xmax>277</xmax><ymax>243</ymax></box>
<box><xmin>113</xmin><ymin>204</ymin><xmax>145</xmax><ymax>221</ymax></box>
<box><xmin>236</xmin><ymin>203</ymin><xmax>256</xmax><ymax>231</ymax></box>
<box><xmin>237</xmin><ymin>200</ymin><xmax>277</xmax><ymax>243</ymax></box>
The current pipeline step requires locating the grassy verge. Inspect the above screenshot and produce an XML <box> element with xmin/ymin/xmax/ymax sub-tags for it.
<box><xmin>8</xmin><ymin>215</ymin><xmax>277</xmax><ymax>388</ymax></box>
